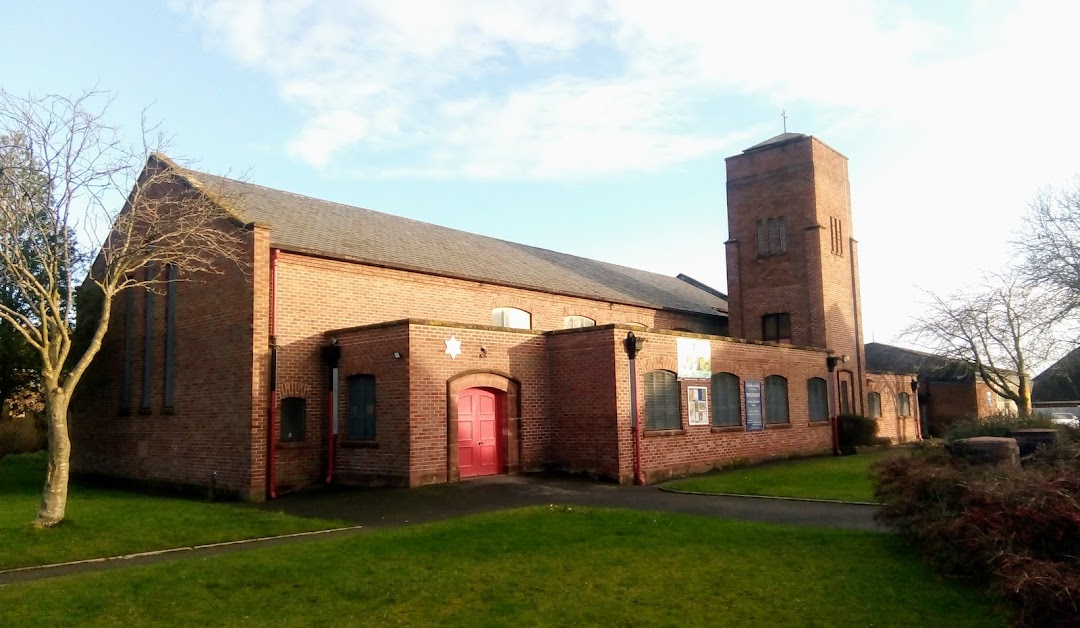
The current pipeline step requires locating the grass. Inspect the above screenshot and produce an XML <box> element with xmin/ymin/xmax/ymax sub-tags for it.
<box><xmin>0</xmin><ymin>506</ymin><xmax>1006</xmax><ymax>626</ymax></box>
<box><xmin>0</xmin><ymin>452</ymin><xmax>348</xmax><ymax>570</ymax></box>
<box><xmin>663</xmin><ymin>451</ymin><xmax>893</xmax><ymax>502</ymax></box>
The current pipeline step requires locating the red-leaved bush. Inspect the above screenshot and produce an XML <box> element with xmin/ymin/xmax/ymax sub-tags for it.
<box><xmin>873</xmin><ymin>440</ymin><xmax>1080</xmax><ymax>627</ymax></box>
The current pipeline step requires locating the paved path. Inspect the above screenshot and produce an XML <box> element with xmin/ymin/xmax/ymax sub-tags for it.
<box><xmin>1</xmin><ymin>475</ymin><xmax>881</xmax><ymax>587</ymax></box>
<box><xmin>253</xmin><ymin>474</ymin><xmax>882</xmax><ymax>532</ymax></box>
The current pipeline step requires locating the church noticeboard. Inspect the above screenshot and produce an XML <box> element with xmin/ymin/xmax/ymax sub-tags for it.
<box><xmin>744</xmin><ymin>380</ymin><xmax>764</xmax><ymax>432</ymax></box>
<box><xmin>687</xmin><ymin>386</ymin><xmax>708</xmax><ymax>426</ymax></box>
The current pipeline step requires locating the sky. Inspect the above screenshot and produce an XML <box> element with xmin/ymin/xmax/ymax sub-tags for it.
<box><xmin>3</xmin><ymin>0</ymin><xmax>1080</xmax><ymax>354</ymax></box>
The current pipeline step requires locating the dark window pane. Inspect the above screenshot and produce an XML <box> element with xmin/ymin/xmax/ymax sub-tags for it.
<box><xmin>280</xmin><ymin>397</ymin><xmax>306</xmax><ymax>442</ymax></box>
<box><xmin>808</xmin><ymin>378</ymin><xmax>828</xmax><ymax>421</ymax></box>
<box><xmin>711</xmin><ymin>372</ymin><xmax>741</xmax><ymax>427</ymax></box>
<box><xmin>644</xmin><ymin>370</ymin><xmax>680</xmax><ymax>430</ymax></box>
<box><xmin>765</xmin><ymin>375</ymin><xmax>789</xmax><ymax>424</ymax></box>
<box><xmin>348</xmin><ymin>375</ymin><xmax>376</xmax><ymax>440</ymax></box>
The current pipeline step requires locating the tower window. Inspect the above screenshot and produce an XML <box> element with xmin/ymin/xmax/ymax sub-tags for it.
<box><xmin>762</xmin><ymin>313</ymin><xmax>792</xmax><ymax>344</ymax></box>
<box><xmin>756</xmin><ymin>216</ymin><xmax>787</xmax><ymax>256</ymax></box>
<box><xmin>830</xmin><ymin>216</ymin><xmax>844</xmax><ymax>256</ymax></box>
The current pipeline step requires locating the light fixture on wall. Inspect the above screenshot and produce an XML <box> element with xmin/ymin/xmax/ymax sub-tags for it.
<box><xmin>392</xmin><ymin>351</ymin><xmax>402</xmax><ymax>359</ymax></box>
<box><xmin>479</xmin><ymin>347</ymin><xmax>487</xmax><ymax>359</ymax></box>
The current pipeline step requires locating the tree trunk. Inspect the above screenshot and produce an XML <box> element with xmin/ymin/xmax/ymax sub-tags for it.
<box><xmin>1018</xmin><ymin>374</ymin><xmax>1032</xmax><ymax>418</ymax></box>
<box><xmin>35</xmin><ymin>390</ymin><xmax>71</xmax><ymax>528</ymax></box>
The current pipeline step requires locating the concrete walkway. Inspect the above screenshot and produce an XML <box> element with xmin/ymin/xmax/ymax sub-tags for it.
<box><xmin>253</xmin><ymin>473</ymin><xmax>882</xmax><ymax>532</ymax></box>
<box><xmin>1</xmin><ymin>474</ymin><xmax>881</xmax><ymax>587</ymax></box>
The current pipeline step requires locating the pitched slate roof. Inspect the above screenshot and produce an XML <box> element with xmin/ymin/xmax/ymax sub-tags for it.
<box><xmin>176</xmin><ymin>164</ymin><xmax>729</xmax><ymax>317</ymax></box>
<box><xmin>865</xmin><ymin>342</ymin><xmax>977</xmax><ymax>381</ymax></box>
<box><xmin>1033</xmin><ymin>346</ymin><xmax>1080</xmax><ymax>403</ymax></box>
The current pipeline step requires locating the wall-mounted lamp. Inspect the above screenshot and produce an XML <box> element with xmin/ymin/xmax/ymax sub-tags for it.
<box><xmin>825</xmin><ymin>352</ymin><xmax>850</xmax><ymax>372</ymax></box>
<box><xmin>910</xmin><ymin>378</ymin><xmax>918</xmax><ymax>394</ymax></box>
<box><xmin>479</xmin><ymin>347</ymin><xmax>488</xmax><ymax>359</ymax></box>
<box><xmin>624</xmin><ymin>331</ymin><xmax>645</xmax><ymax>359</ymax></box>
<box><xmin>392</xmin><ymin>351</ymin><xmax>402</xmax><ymax>359</ymax></box>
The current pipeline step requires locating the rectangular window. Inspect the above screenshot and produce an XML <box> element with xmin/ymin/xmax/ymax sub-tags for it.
<box><xmin>163</xmin><ymin>264</ymin><xmax>177</xmax><ymax>409</ymax></box>
<box><xmin>839</xmin><ymin>379</ymin><xmax>851</xmax><ymax>415</ymax></box>
<box><xmin>121</xmin><ymin>287</ymin><xmax>134</xmax><ymax>413</ymax></box>
<box><xmin>830</xmin><ymin>216</ymin><xmax>844</xmax><ymax>256</ymax></box>
<box><xmin>347</xmin><ymin>375</ymin><xmax>376</xmax><ymax>440</ymax></box>
<box><xmin>280</xmin><ymin>397</ymin><xmax>306</xmax><ymax>442</ymax></box>
<box><xmin>762</xmin><ymin>313</ymin><xmax>792</xmax><ymax>344</ymax></box>
<box><xmin>140</xmin><ymin>264</ymin><xmax>155</xmax><ymax>413</ymax></box>
<box><xmin>756</xmin><ymin>220</ymin><xmax>767</xmax><ymax>256</ymax></box>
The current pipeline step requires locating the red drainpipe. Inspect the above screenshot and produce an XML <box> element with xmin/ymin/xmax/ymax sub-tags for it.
<box><xmin>267</xmin><ymin>248</ymin><xmax>279</xmax><ymax>500</ymax></box>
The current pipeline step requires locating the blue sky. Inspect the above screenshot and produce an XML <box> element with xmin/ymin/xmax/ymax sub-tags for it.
<box><xmin>4</xmin><ymin>0</ymin><xmax>1080</xmax><ymax>349</ymax></box>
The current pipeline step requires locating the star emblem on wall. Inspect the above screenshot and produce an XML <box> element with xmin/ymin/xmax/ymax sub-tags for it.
<box><xmin>445</xmin><ymin>335</ymin><xmax>462</xmax><ymax>360</ymax></box>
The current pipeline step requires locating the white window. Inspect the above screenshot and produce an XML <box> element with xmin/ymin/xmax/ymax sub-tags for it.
<box><xmin>563</xmin><ymin>315</ymin><xmax>596</xmax><ymax>329</ymax></box>
<box><xmin>492</xmin><ymin>307</ymin><xmax>531</xmax><ymax>330</ymax></box>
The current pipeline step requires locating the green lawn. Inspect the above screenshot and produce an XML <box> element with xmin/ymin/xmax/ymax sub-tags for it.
<box><xmin>663</xmin><ymin>451</ymin><xmax>892</xmax><ymax>502</ymax></box>
<box><xmin>0</xmin><ymin>452</ymin><xmax>348</xmax><ymax>570</ymax></box>
<box><xmin>0</xmin><ymin>506</ymin><xmax>1005</xmax><ymax>626</ymax></box>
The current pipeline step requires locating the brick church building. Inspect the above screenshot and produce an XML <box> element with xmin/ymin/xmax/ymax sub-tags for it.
<box><xmin>71</xmin><ymin>133</ymin><xmax>921</xmax><ymax>500</ymax></box>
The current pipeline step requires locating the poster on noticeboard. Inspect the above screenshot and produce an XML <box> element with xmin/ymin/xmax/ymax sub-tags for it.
<box><xmin>687</xmin><ymin>386</ymin><xmax>709</xmax><ymax>426</ymax></box>
<box><xmin>677</xmin><ymin>338</ymin><xmax>711</xmax><ymax>379</ymax></box>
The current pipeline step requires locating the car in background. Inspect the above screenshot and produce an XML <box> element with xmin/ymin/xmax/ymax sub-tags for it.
<box><xmin>1049</xmin><ymin>413</ymin><xmax>1080</xmax><ymax>428</ymax></box>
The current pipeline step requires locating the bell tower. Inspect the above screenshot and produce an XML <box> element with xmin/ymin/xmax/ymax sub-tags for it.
<box><xmin>724</xmin><ymin>133</ymin><xmax>866</xmax><ymax>414</ymax></box>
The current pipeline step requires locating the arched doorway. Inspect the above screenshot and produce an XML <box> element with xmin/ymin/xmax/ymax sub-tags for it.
<box><xmin>446</xmin><ymin>370</ymin><xmax>521</xmax><ymax>482</ymax></box>
<box><xmin>457</xmin><ymin>388</ymin><xmax>502</xmax><ymax>478</ymax></box>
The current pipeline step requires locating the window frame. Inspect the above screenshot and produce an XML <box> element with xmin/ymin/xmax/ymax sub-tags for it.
<box><xmin>644</xmin><ymin>370</ymin><xmax>681</xmax><ymax>431</ymax></box>
<box><xmin>347</xmin><ymin>374</ymin><xmax>377</xmax><ymax>441</ymax></box>
<box><xmin>897</xmin><ymin>392</ymin><xmax>911</xmax><ymax>417</ymax></box>
<box><xmin>807</xmin><ymin>377</ymin><xmax>829</xmax><ymax>422</ymax></box>
<box><xmin>868</xmin><ymin>392</ymin><xmax>882</xmax><ymax>419</ymax></box>
<box><xmin>764</xmin><ymin>375</ymin><xmax>790</xmax><ymax>424</ymax></box>
<box><xmin>563</xmin><ymin>315</ymin><xmax>596</xmax><ymax>329</ymax></box>
<box><xmin>492</xmin><ymin>307</ymin><xmax>531</xmax><ymax>330</ymax></box>
<box><xmin>762</xmin><ymin>313</ymin><xmax>792</xmax><ymax>344</ymax></box>
<box><xmin>711</xmin><ymin>372</ymin><xmax>742</xmax><ymax>427</ymax></box>
<box><xmin>280</xmin><ymin>396</ymin><xmax>306</xmax><ymax>442</ymax></box>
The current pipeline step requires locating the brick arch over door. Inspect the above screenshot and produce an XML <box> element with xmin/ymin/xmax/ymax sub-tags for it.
<box><xmin>446</xmin><ymin>370</ymin><xmax>522</xmax><ymax>482</ymax></box>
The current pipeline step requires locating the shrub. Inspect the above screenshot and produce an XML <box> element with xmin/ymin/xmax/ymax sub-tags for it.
<box><xmin>0</xmin><ymin>414</ymin><xmax>47</xmax><ymax>459</ymax></box>
<box><xmin>873</xmin><ymin>442</ymin><xmax>1080</xmax><ymax>626</ymax></box>
<box><xmin>943</xmin><ymin>413</ymin><xmax>1055</xmax><ymax>443</ymax></box>
<box><xmin>837</xmin><ymin>414</ymin><xmax>877</xmax><ymax>449</ymax></box>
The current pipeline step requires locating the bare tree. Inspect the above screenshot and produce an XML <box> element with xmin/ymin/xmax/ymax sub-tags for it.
<box><xmin>0</xmin><ymin>90</ymin><xmax>245</xmax><ymax>527</ymax></box>
<box><xmin>1017</xmin><ymin>178</ymin><xmax>1080</xmax><ymax>317</ymax></box>
<box><xmin>904</xmin><ymin>272</ymin><xmax>1065</xmax><ymax>418</ymax></box>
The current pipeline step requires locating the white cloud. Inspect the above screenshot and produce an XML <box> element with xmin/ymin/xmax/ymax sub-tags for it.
<box><xmin>171</xmin><ymin>0</ymin><xmax>967</xmax><ymax>177</ymax></box>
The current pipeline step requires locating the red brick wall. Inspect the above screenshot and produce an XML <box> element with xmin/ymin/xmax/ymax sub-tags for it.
<box><xmin>725</xmin><ymin>136</ymin><xmax>866</xmax><ymax>415</ymax></box>
<box><xmin>265</xmin><ymin>252</ymin><xmax>720</xmax><ymax>491</ymax></box>
<box><xmin>329</xmin><ymin>323</ymin><xmax>411</xmax><ymax>486</ymax></box>
<box><xmin>866</xmin><ymin>372</ymin><xmax>920</xmax><ymax>444</ymax></box>
<box><xmin>547</xmin><ymin>329</ymin><xmax>620</xmax><ymax>477</ymax></box>
<box><xmin>404</xmin><ymin>323</ymin><xmax>549</xmax><ymax>485</ymax></box>
<box><xmin>613</xmin><ymin>329</ymin><xmax>833</xmax><ymax>483</ymax></box>
<box><xmin>926</xmin><ymin>381</ymin><xmax>979</xmax><ymax>436</ymax></box>
<box><xmin>71</xmin><ymin>222</ymin><xmax>263</xmax><ymax>500</ymax></box>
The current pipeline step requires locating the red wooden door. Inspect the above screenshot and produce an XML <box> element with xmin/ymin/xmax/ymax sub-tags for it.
<box><xmin>458</xmin><ymin>388</ymin><xmax>501</xmax><ymax>478</ymax></box>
